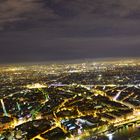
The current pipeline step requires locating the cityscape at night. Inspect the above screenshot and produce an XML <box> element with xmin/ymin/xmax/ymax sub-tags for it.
<box><xmin>0</xmin><ymin>59</ymin><xmax>140</xmax><ymax>140</ymax></box>
<box><xmin>0</xmin><ymin>0</ymin><xmax>140</xmax><ymax>139</ymax></box>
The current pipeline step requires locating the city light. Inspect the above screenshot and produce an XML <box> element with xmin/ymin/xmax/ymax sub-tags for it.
<box><xmin>0</xmin><ymin>59</ymin><xmax>140</xmax><ymax>139</ymax></box>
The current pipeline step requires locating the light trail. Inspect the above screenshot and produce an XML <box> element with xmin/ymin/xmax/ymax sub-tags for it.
<box><xmin>0</xmin><ymin>99</ymin><xmax>8</xmax><ymax>117</ymax></box>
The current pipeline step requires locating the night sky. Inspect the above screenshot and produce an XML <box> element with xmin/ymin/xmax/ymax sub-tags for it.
<box><xmin>0</xmin><ymin>0</ymin><xmax>140</xmax><ymax>63</ymax></box>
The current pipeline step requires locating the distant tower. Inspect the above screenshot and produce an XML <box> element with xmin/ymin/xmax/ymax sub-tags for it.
<box><xmin>0</xmin><ymin>99</ymin><xmax>8</xmax><ymax>116</ymax></box>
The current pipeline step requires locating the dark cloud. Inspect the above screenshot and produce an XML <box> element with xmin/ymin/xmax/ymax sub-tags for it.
<box><xmin>0</xmin><ymin>31</ymin><xmax>140</xmax><ymax>63</ymax></box>
<box><xmin>0</xmin><ymin>0</ymin><xmax>140</xmax><ymax>63</ymax></box>
<box><xmin>1</xmin><ymin>0</ymin><xmax>140</xmax><ymax>30</ymax></box>
<box><xmin>0</xmin><ymin>0</ymin><xmax>59</xmax><ymax>30</ymax></box>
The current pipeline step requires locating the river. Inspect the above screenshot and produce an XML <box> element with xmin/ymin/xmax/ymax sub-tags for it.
<box><xmin>99</xmin><ymin>124</ymin><xmax>140</xmax><ymax>140</ymax></box>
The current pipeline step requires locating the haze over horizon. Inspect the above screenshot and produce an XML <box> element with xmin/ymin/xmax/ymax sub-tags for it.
<box><xmin>0</xmin><ymin>0</ymin><xmax>140</xmax><ymax>63</ymax></box>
